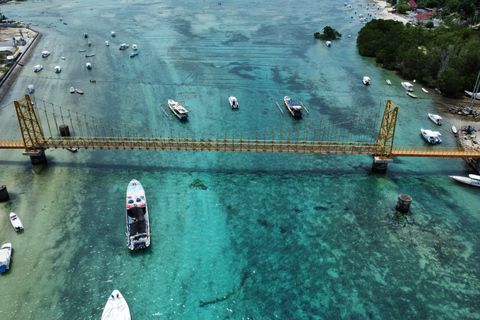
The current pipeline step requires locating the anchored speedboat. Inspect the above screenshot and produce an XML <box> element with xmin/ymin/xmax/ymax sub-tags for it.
<box><xmin>34</xmin><ymin>65</ymin><xmax>43</xmax><ymax>72</ymax></box>
<box><xmin>284</xmin><ymin>96</ymin><xmax>302</xmax><ymax>118</ymax></box>
<box><xmin>9</xmin><ymin>212</ymin><xmax>23</xmax><ymax>231</ymax></box>
<box><xmin>168</xmin><ymin>99</ymin><xmax>189</xmax><ymax>120</ymax></box>
<box><xmin>0</xmin><ymin>242</ymin><xmax>12</xmax><ymax>273</ymax></box>
<box><xmin>363</xmin><ymin>76</ymin><xmax>371</xmax><ymax>85</ymax></box>
<box><xmin>119</xmin><ymin>43</ymin><xmax>129</xmax><ymax>50</ymax></box>
<box><xmin>229</xmin><ymin>96</ymin><xmax>238</xmax><ymax>109</ymax></box>
<box><xmin>449</xmin><ymin>175</ymin><xmax>480</xmax><ymax>188</ymax></box>
<box><xmin>126</xmin><ymin>179</ymin><xmax>150</xmax><ymax>250</ymax></box>
<box><xmin>421</xmin><ymin>128</ymin><xmax>442</xmax><ymax>144</ymax></box>
<box><xmin>101</xmin><ymin>290</ymin><xmax>131</xmax><ymax>320</ymax></box>
<box><xmin>54</xmin><ymin>66</ymin><xmax>61</xmax><ymax>73</ymax></box>
<box><xmin>428</xmin><ymin>113</ymin><xmax>442</xmax><ymax>125</ymax></box>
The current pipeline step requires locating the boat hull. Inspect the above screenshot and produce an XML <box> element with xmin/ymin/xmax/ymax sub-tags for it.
<box><xmin>126</xmin><ymin>179</ymin><xmax>150</xmax><ymax>250</ymax></box>
<box><xmin>101</xmin><ymin>290</ymin><xmax>131</xmax><ymax>320</ymax></box>
<box><xmin>168</xmin><ymin>99</ymin><xmax>189</xmax><ymax>120</ymax></box>
<box><xmin>449</xmin><ymin>175</ymin><xmax>480</xmax><ymax>188</ymax></box>
<box><xmin>284</xmin><ymin>96</ymin><xmax>302</xmax><ymax>118</ymax></box>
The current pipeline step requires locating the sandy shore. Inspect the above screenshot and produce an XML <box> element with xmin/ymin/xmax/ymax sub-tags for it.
<box><xmin>371</xmin><ymin>0</ymin><xmax>410</xmax><ymax>24</ymax></box>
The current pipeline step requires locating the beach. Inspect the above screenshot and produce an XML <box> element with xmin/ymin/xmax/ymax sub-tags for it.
<box><xmin>0</xmin><ymin>0</ymin><xmax>479</xmax><ymax>319</ymax></box>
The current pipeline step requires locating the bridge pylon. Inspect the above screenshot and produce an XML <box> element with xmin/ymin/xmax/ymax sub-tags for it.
<box><xmin>372</xmin><ymin>100</ymin><xmax>398</xmax><ymax>172</ymax></box>
<box><xmin>14</xmin><ymin>94</ymin><xmax>47</xmax><ymax>164</ymax></box>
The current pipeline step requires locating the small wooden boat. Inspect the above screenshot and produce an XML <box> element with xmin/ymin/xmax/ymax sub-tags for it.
<box><xmin>422</xmin><ymin>88</ymin><xmax>429</xmax><ymax>93</ymax></box>
<box><xmin>9</xmin><ymin>212</ymin><xmax>23</xmax><ymax>231</ymax></box>
<box><xmin>79</xmin><ymin>49</ymin><xmax>86</xmax><ymax>52</ymax></box>
<box><xmin>386</xmin><ymin>79</ymin><xmax>391</xmax><ymax>85</ymax></box>
<box><xmin>67</xmin><ymin>148</ymin><xmax>78</xmax><ymax>153</ymax></box>
<box><xmin>452</xmin><ymin>125</ymin><xmax>458</xmax><ymax>135</ymax></box>
<box><xmin>406</xmin><ymin>92</ymin><xmax>417</xmax><ymax>98</ymax></box>
<box><xmin>75</xmin><ymin>89</ymin><xmax>84</xmax><ymax>94</ymax></box>
<box><xmin>70</xmin><ymin>87</ymin><xmax>75</xmax><ymax>93</ymax></box>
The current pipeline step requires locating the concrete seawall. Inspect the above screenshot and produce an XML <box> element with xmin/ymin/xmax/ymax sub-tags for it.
<box><xmin>0</xmin><ymin>28</ymin><xmax>42</xmax><ymax>103</ymax></box>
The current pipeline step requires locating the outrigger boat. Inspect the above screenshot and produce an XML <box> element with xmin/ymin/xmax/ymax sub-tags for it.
<box><xmin>101</xmin><ymin>290</ymin><xmax>131</xmax><ymax>320</ymax></box>
<box><xmin>283</xmin><ymin>96</ymin><xmax>303</xmax><ymax>118</ymax></box>
<box><xmin>168</xmin><ymin>99</ymin><xmax>189</xmax><ymax>120</ymax></box>
<box><xmin>126</xmin><ymin>179</ymin><xmax>150</xmax><ymax>250</ymax></box>
<box><xmin>449</xmin><ymin>175</ymin><xmax>480</xmax><ymax>188</ymax></box>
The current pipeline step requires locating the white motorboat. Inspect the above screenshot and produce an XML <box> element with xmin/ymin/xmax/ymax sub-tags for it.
<box><xmin>9</xmin><ymin>212</ymin><xmax>23</xmax><ymax>231</ymax></box>
<box><xmin>228</xmin><ymin>96</ymin><xmax>238</xmax><ymax>109</ymax></box>
<box><xmin>76</xmin><ymin>89</ymin><xmax>84</xmax><ymax>94</ymax></box>
<box><xmin>421</xmin><ymin>128</ymin><xmax>442</xmax><ymax>144</ymax></box>
<box><xmin>326</xmin><ymin>41</ymin><xmax>331</xmax><ymax>47</ymax></box>
<box><xmin>101</xmin><ymin>290</ymin><xmax>131</xmax><ymax>320</ymax></box>
<box><xmin>386</xmin><ymin>79</ymin><xmax>391</xmax><ymax>85</ymax></box>
<box><xmin>28</xmin><ymin>84</ymin><xmax>35</xmax><ymax>93</ymax></box>
<box><xmin>66</xmin><ymin>148</ymin><xmax>78</xmax><ymax>152</ymax></box>
<box><xmin>70</xmin><ymin>87</ymin><xmax>75</xmax><ymax>93</ymax></box>
<box><xmin>86</xmin><ymin>62</ymin><xmax>92</xmax><ymax>70</ymax></box>
<box><xmin>406</xmin><ymin>92</ymin><xmax>417</xmax><ymax>98</ymax></box>
<box><xmin>119</xmin><ymin>43</ymin><xmax>129</xmax><ymax>50</ymax></box>
<box><xmin>363</xmin><ymin>76</ymin><xmax>370</xmax><ymax>85</ymax></box>
<box><xmin>132</xmin><ymin>44</ymin><xmax>137</xmax><ymax>50</ymax></box>
<box><xmin>34</xmin><ymin>65</ymin><xmax>43</xmax><ymax>72</ymax></box>
<box><xmin>469</xmin><ymin>174</ymin><xmax>480</xmax><ymax>180</ymax></box>
<box><xmin>54</xmin><ymin>66</ymin><xmax>61</xmax><ymax>73</ymax></box>
<box><xmin>452</xmin><ymin>125</ymin><xmax>458</xmax><ymax>135</ymax></box>
<box><xmin>105</xmin><ymin>41</ymin><xmax>110</xmax><ymax>46</ymax></box>
<box><xmin>0</xmin><ymin>242</ymin><xmax>12</xmax><ymax>273</ymax></box>
<box><xmin>465</xmin><ymin>90</ymin><xmax>480</xmax><ymax>100</ymax></box>
<box><xmin>111</xmin><ymin>31</ymin><xmax>116</xmax><ymax>37</ymax></box>
<box><xmin>41</xmin><ymin>50</ymin><xmax>50</xmax><ymax>58</ymax></box>
<box><xmin>126</xmin><ymin>179</ymin><xmax>150</xmax><ymax>250</ymax></box>
<box><xmin>284</xmin><ymin>96</ymin><xmax>303</xmax><ymax>118</ymax></box>
<box><xmin>449</xmin><ymin>175</ymin><xmax>480</xmax><ymax>188</ymax></box>
<box><xmin>168</xmin><ymin>99</ymin><xmax>189</xmax><ymax>120</ymax></box>
<box><xmin>79</xmin><ymin>49</ymin><xmax>87</xmax><ymax>52</ymax></box>
<box><xmin>85</xmin><ymin>53</ymin><xmax>95</xmax><ymax>57</ymax></box>
<box><xmin>401</xmin><ymin>81</ymin><xmax>414</xmax><ymax>92</ymax></box>
<box><xmin>428</xmin><ymin>113</ymin><xmax>442</xmax><ymax>125</ymax></box>
<box><xmin>422</xmin><ymin>88</ymin><xmax>429</xmax><ymax>93</ymax></box>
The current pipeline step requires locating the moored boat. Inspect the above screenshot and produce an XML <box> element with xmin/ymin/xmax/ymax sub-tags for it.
<box><xmin>449</xmin><ymin>175</ymin><xmax>480</xmax><ymax>188</ymax></box>
<box><xmin>326</xmin><ymin>41</ymin><xmax>331</xmax><ymax>47</ymax></box>
<box><xmin>105</xmin><ymin>41</ymin><xmax>110</xmax><ymax>46</ymax></box>
<box><xmin>119</xmin><ymin>43</ymin><xmax>129</xmax><ymax>50</ymax></box>
<box><xmin>34</xmin><ymin>64</ymin><xmax>43</xmax><ymax>72</ymax></box>
<box><xmin>132</xmin><ymin>44</ymin><xmax>137</xmax><ymax>50</ymax></box>
<box><xmin>111</xmin><ymin>31</ymin><xmax>116</xmax><ymax>37</ymax></box>
<box><xmin>422</xmin><ymin>88</ymin><xmax>429</xmax><ymax>93</ymax></box>
<box><xmin>76</xmin><ymin>89</ymin><xmax>84</xmax><ymax>94</ymax></box>
<box><xmin>386</xmin><ymin>79</ymin><xmax>391</xmax><ymax>85</ymax></box>
<box><xmin>421</xmin><ymin>128</ymin><xmax>442</xmax><ymax>144</ymax></box>
<box><xmin>129</xmin><ymin>51</ymin><xmax>140</xmax><ymax>58</ymax></box>
<box><xmin>85</xmin><ymin>53</ymin><xmax>95</xmax><ymax>57</ymax></box>
<box><xmin>452</xmin><ymin>125</ymin><xmax>458</xmax><ymax>135</ymax></box>
<box><xmin>465</xmin><ymin>90</ymin><xmax>480</xmax><ymax>100</ymax></box>
<box><xmin>168</xmin><ymin>99</ymin><xmax>189</xmax><ymax>120</ymax></box>
<box><xmin>406</xmin><ymin>92</ymin><xmax>417</xmax><ymax>98</ymax></box>
<box><xmin>401</xmin><ymin>81</ymin><xmax>414</xmax><ymax>92</ymax></box>
<box><xmin>86</xmin><ymin>62</ymin><xmax>92</xmax><ymax>70</ymax></box>
<box><xmin>428</xmin><ymin>113</ymin><xmax>442</xmax><ymax>125</ymax></box>
<box><xmin>101</xmin><ymin>290</ymin><xmax>131</xmax><ymax>320</ymax></box>
<box><xmin>66</xmin><ymin>147</ymin><xmax>78</xmax><ymax>152</ymax></box>
<box><xmin>363</xmin><ymin>76</ymin><xmax>370</xmax><ymax>85</ymax></box>
<box><xmin>228</xmin><ymin>96</ymin><xmax>238</xmax><ymax>109</ymax></box>
<box><xmin>126</xmin><ymin>179</ymin><xmax>150</xmax><ymax>250</ymax></box>
<box><xmin>0</xmin><ymin>242</ymin><xmax>12</xmax><ymax>273</ymax></box>
<box><xmin>28</xmin><ymin>84</ymin><xmax>34</xmax><ymax>93</ymax></box>
<box><xmin>41</xmin><ymin>50</ymin><xmax>50</xmax><ymax>57</ymax></box>
<box><xmin>54</xmin><ymin>66</ymin><xmax>61</xmax><ymax>73</ymax></box>
<box><xmin>283</xmin><ymin>96</ymin><xmax>302</xmax><ymax>118</ymax></box>
<box><xmin>70</xmin><ymin>87</ymin><xmax>75</xmax><ymax>93</ymax></box>
<box><xmin>9</xmin><ymin>212</ymin><xmax>23</xmax><ymax>231</ymax></box>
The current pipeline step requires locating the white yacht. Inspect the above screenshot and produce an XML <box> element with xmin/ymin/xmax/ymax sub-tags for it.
<box><xmin>229</xmin><ymin>96</ymin><xmax>238</xmax><ymax>109</ymax></box>
<box><xmin>168</xmin><ymin>99</ymin><xmax>189</xmax><ymax>120</ymax></box>
<box><xmin>284</xmin><ymin>96</ymin><xmax>303</xmax><ymax>118</ymax></box>
<box><xmin>421</xmin><ymin>128</ymin><xmax>442</xmax><ymax>144</ymax></box>
<box><xmin>86</xmin><ymin>62</ymin><xmax>92</xmax><ymax>70</ymax></box>
<box><xmin>449</xmin><ymin>175</ymin><xmax>480</xmax><ymax>188</ymax></box>
<box><xmin>54</xmin><ymin>66</ymin><xmax>61</xmax><ymax>73</ymax></box>
<box><xmin>126</xmin><ymin>179</ymin><xmax>150</xmax><ymax>250</ymax></box>
<box><xmin>326</xmin><ymin>41</ymin><xmax>331</xmax><ymax>47</ymax></box>
<box><xmin>105</xmin><ymin>41</ymin><xmax>110</xmax><ymax>46</ymax></box>
<box><xmin>401</xmin><ymin>81</ymin><xmax>414</xmax><ymax>92</ymax></box>
<box><xmin>363</xmin><ymin>76</ymin><xmax>371</xmax><ymax>85</ymax></box>
<box><xmin>41</xmin><ymin>50</ymin><xmax>50</xmax><ymax>58</ymax></box>
<box><xmin>101</xmin><ymin>290</ymin><xmax>131</xmax><ymax>320</ymax></box>
<box><xmin>0</xmin><ymin>242</ymin><xmax>12</xmax><ymax>273</ymax></box>
<box><xmin>428</xmin><ymin>113</ymin><xmax>442</xmax><ymax>125</ymax></box>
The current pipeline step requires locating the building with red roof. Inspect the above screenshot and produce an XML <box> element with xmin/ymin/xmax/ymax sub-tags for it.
<box><xmin>408</xmin><ymin>0</ymin><xmax>418</xmax><ymax>8</ymax></box>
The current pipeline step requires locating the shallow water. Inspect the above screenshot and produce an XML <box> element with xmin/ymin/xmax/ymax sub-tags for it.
<box><xmin>0</xmin><ymin>0</ymin><xmax>479</xmax><ymax>319</ymax></box>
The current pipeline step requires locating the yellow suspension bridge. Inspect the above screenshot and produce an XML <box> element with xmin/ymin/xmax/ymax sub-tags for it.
<box><xmin>2</xmin><ymin>95</ymin><xmax>480</xmax><ymax>170</ymax></box>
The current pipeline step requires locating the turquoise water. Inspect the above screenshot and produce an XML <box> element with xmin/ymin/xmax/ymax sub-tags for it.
<box><xmin>0</xmin><ymin>0</ymin><xmax>479</xmax><ymax>319</ymax></box>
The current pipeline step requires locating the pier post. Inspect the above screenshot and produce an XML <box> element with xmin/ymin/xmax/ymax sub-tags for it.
<box><xmin>371</xmin><ymin>156</ymin><xmax>393</xmax><ymax>173</ymax></box>
<box><xmin>59</xmin><ymin>124</ymin><xmax>70</xmax><ymax>137</ymax></box>
<box><xmin>0</xmin><ymin>185</ymin><xmax>10</xmax><ymax>202</ymax></box>
<box><xmin>23</xmin><ymin>149</ymin><xmax>47</xmax><ymax>165</ymax></box>
<box><xmin>396</xmin><ymin>194</ymin><xmax>412</xmax><ymax>213</ymax></box>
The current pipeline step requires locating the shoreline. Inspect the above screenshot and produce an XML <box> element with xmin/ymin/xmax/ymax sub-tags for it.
<box><xmin>371</xmin><ymin>0</ymin><xmax>410</xmax><ymax>24</ymax></box>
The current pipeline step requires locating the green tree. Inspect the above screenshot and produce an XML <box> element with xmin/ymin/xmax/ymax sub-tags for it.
<box><xmin>425</xmin><ymin>21</ymin><xmax>434</xmax><ymax>28</ymax></box>
<box><xmin>396</xmin><ymin>3</ymin><xmax>411</xmax><ymax>14</ymax></box>
<box><xmin>314</xmin><ymin>26</ymin><xmax>342</xmax><ymax>41</ymax></box>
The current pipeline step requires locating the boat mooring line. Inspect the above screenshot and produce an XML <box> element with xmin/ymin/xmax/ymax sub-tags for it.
<box><xmin>275</xmin><ymin>101</ymin><xmax>284</xmax><ymax>114</ymax></box>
